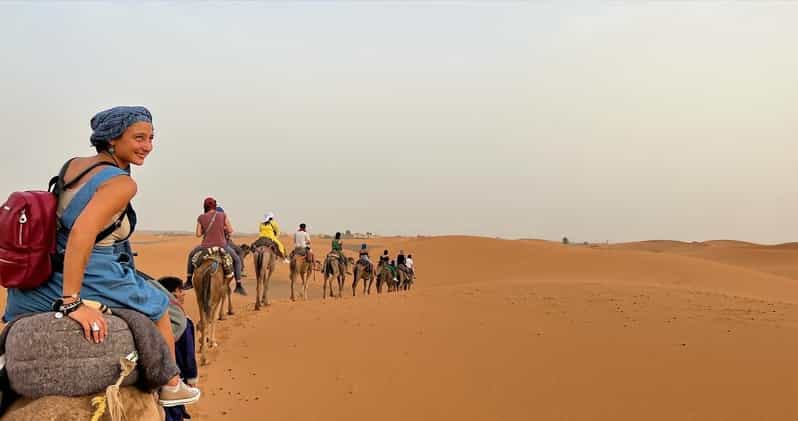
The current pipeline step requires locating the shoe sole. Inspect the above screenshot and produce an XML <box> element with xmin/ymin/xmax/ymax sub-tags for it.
<box><xmin>159</xmin><ymin>390</ymin><xmax>201</xmax><ymax>407</ymax></box>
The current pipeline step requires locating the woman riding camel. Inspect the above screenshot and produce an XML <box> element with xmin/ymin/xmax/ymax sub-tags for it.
<box><xmin>254</xmin><ymin>212</ymin><xmax>288</xmax><ymax>263</ymax></box>
<box><xmin>183</xmin><ymin>197</ymin><xmax>246</xmax><ymax>295</ymax></box>
<box><xmin>3</xmin><ymin>106</ymin><xmax>201</xmax><ymax>407</ymax></box>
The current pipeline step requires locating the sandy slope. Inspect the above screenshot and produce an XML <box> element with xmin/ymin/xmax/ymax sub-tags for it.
<box><xmin>2</xmin><ymin>235</ymin><xmax>797</xmax><ymax>420</ymax></box>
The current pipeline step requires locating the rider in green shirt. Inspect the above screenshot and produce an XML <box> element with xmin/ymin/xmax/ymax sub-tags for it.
<box><xmin>331</xmin><ymin>232</ymin><xmax>343</xmax><ymax>252</ymax></box>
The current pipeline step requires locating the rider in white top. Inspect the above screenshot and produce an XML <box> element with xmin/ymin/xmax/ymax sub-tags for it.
<box><xmin>293</xmin><ymin>223</ymin><xmax>311</xmax><ymax>251</ymax></box>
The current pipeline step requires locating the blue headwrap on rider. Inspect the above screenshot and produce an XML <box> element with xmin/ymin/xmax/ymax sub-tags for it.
<box><xmin>89</xmin><ymin>106</ymin><xmax>152</xmax><ymax>146</ymax></box>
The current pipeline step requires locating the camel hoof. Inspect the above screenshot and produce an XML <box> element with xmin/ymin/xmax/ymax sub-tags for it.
<box><xmin>228</xmin><ymin>311</ymin><xmax>234</xmax><ymax>316</ymax></box>
<box><xmin>211</xmin><ymin>341</ymin><xmax>219</xmax><ymax>348</ymax></box>
<box><xmin>255</xmin><ymin>305</ymin><xmax>261</xmax><ymax>311</ymax></box>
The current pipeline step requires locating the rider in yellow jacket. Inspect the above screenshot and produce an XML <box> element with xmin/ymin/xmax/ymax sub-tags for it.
<box><xmin>257</xmin><ymin>212</ymin><xmax>287</xmax><ymax>259</ymax></box>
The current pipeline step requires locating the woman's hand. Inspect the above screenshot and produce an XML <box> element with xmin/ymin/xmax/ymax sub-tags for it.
<box><xmin>68</xmin><ymin>304</ymin><xmax>108</xmax><ymax>344</ymax></box>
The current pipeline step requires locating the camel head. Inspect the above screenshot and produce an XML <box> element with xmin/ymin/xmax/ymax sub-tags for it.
<box><xmin>240</xmin><ymin>243</ymin><xmax>252</xmax><ymax>256</ymax></box>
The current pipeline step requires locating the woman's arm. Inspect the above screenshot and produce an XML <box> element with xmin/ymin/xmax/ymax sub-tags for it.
<box><xmin>224</xmin><ymin>215</ymin><xmax>234</xmax><ymax>235</ymax></box>
<box><xmin>63</xmin><ymin>175</ymin><xmax>136</xmax><ymax>343</ymax></box>
<box><xmin>195</xmin><ymin>222</ymin><xmax>203</xmax><ymax>237</ymax></box>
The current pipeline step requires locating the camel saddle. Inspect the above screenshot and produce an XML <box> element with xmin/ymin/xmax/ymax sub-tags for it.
<box><xmin>252</xmin><ymin>238</ymin><xmax>281</xmax><ymax>257</ymax></box>
<box><xmin>0</xmin><ymin>310</ymin><xmax>178</xmax><ymax>406</ymax></box>
<box><xmin>191</xmin><ymin>247</ymin><xmax>234</xmax><ymax>279</ymax></box>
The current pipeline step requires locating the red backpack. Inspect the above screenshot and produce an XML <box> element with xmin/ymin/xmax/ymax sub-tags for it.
<box><xmin>0</xmin><ymin>159</ymin><xmax>119</xmax><ymax>289</ymax></box>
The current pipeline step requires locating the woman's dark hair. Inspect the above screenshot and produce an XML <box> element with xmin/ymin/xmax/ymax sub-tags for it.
<box><xmin>203</xmin><ymin>197</ymin><xmax>217</xmax><ymax>213</ymax></box>
<box><xmin>335</xmin><ymin>232</ymin><xmax>341</xmax><ymax>239</ymax></box>
<box><xmin>94</xmin><ymin>141</ymin><xmax>111</xmax><ymax>154</ymax></box>
<box><xmin>383</xmin><ymin>249</ymin><xmax>389</xmax><ymax>255</ymax></box>
<box><xmin>408</xmin><ymin>254</ymin><xmax>413</xmax><ymax>258</ymax></box>
<box><xmin>158</xmin><ymin>276</ymin><xmax>183</xmax><ymax>293</ymax></box>
<box><xmin>299</xmin><ymin>223</ymin><xmax>306</xmax><ymax>230</ymax></box>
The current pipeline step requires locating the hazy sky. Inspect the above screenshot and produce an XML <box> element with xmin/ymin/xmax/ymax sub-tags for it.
<box><xmin>1</xmin><ymin>2</ymin><xmax>796</xmax><ymax>243</ymax></box>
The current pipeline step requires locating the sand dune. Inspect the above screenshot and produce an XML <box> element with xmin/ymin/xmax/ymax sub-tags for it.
<box><xmin>618</xmin><ymin>239</ymin><xmax>798</xmax><ymax>281</ymax></box>
<box><xmin>2</xmin><ymin>234</ymin><xmax>798</xmax><ymax>420</ymax></box>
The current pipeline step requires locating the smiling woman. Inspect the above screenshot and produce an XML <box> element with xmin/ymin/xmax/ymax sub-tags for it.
<box><xmin>3</xmin><ymin>106</ymin><xmax>201</xmax><ymax>408</ymax></box>
<box><xmin>89</xmin><ymin>106</ymin><xmax>155</xmax><ymax>166</ymax></box>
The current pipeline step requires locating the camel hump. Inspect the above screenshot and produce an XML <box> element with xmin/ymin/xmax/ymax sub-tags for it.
<box><xmin>3</xmin><ymin>313</ymin><xmax>139</xmax><ymax>398</ymax></box>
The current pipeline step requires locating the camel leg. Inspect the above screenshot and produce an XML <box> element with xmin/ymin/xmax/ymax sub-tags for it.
<box><xmin>200</xmin><ymin>341</ymin><xmax>207</xmax><ymax>365</ymax></box>
<box><xmin>198</xmin><ymin>319</ymin><xmax>208</xmax><ymax>365</ymax></box>
<box><xmin>255</xmin><ymin>273</ymin><xmax>262</xmax><ymax>310</ymax></box>
<box><xmin>218</xmin><ymin>281</ymin><xmax>230</xmax><ymax>320</ymax></box>
<box><xmin>210</xmin><ymin>301</ymin><xmax>222</xmax><ymax>348</ymax></box>
<box><xmin>264</xmin><ymin>267</ymin><xmax>273</xmax><ymax>306</ymax></box>
<box><xmin>290</xmin><ymin>273</ymin><xmax>296</xmax><ymax>301</ymax></box>
<box><xmin>323</xmin><ymin>275</ymin><xmax>329</xmax><ymax>299</ymax></box>
<box><xmin>227</xmin><ymin>282</ymin><xmax>235</xmax><ymax>315</ymax></box>
<box><xmin>303</xmin><ymin>272</ymin><xmax>309</xmax><ymax>300</ymax></box>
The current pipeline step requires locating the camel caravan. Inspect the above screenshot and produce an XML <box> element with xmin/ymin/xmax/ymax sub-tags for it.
<box><xmin>0</xmin><ymin>106</ymin><xmax>417</xmax><ymax>420</ymax></box>
<box><xmin>186</xmin><ymin>211</ymin><xmax>417</xmax><ymax>310</ymax></box>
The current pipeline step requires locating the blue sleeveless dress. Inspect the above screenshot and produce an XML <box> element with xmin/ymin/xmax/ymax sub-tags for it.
<box><xmin>4</xmin><ymin>167</ymin><xmax>169</xmax><ymax>322</ymax></box>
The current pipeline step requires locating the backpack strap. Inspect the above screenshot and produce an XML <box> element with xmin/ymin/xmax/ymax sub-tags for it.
<box><xmin>49</xmin><ymin>158</ymin><xmax>75</xmax><ymax>194</ymax></box>
<box><xmin>60</xmin><ymin>166</ymin><xmax>132</xmax><ymax>243</ymax></box>
<box><xmin>49</xmin><ymin>158</ymin><xmax>118</xmax><ymax>195</ymax></box>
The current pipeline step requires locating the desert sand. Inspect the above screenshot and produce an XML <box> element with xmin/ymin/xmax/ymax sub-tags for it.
<box><xmin>2</xmin><ymin>234</ymin><xmax>797</xmax><ymax>420</ymax></box>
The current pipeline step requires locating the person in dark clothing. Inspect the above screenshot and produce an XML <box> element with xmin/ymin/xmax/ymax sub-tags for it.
<box><xmin>396</xmin><ymin>250</ymin><xmax>407</xmax><ymax>267</ymax></box>
<box><xmin>218</xmin><ymin>205</ymin><xmax>247</xmax><ymax>278</ymax></box>
<box><xmin>158</xmin><ymin>277</ymin><xmax>198</xmax><ymax>421</ymax></box>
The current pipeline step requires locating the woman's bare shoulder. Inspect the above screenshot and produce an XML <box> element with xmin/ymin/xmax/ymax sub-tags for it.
<box><xmin>63</xmin><ymin>156</ymin><xmax>131</xmax><ymax>190</ymax></box>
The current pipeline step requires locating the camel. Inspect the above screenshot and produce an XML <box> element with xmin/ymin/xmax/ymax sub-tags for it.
<box><xmin>190</xmin><ymin>248</ymin><xmax>234</xmax><ymax>320</ymax></box>
<box><xmin>375</xmin><ymin>261</ymin><xmax>396</xmax><ymax>293</ymax></box>
<box><xmin>289</xmin><ymin>249</ymin><xmax>313</xmax><ymax>301</ymax></box>
<box><xmin>193</xmin><ymin>251</ymin><xmax>229</xmax><ymax>365</ymax></box>
<box><xmin>322</xmin><ymin>253</ymin><xmax>348</xmax><ymax>298</ymax></box>
<box><xmin>253</xmin><ymin>243</ymin><xmax>277</xmax><ymax>309</ymax></box>
<box><xmin>398</xmin><ymin>264</ymin><xmax>414</xmax><ymax>290</ymax></box>
<box><xmin>352</xmin><ymin>258</ymin><xmax>375</xmax><ymax>296</ymax></box>
<box><xmin>1</xmin><ymin>387</ymin><xmax>161</xmax><ymax>421</ymax></box>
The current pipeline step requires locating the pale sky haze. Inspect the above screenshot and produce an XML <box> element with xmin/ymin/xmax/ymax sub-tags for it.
<box><xmin>0</xmin><ymin>2</ymin><xmax>796</xmax><ymax>243</ymax></box>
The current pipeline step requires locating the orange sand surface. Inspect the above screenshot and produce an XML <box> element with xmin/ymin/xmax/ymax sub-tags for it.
<box><xmin>3</xmin><ymin>235</ymin><xmax>798</xmax><ymax>420</ymax></box>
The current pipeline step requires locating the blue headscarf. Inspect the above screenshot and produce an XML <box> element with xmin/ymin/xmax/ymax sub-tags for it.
<box><xmin>90</xmin><ymin>106</ymin><xmax>152</xmax><ymax>146</ymax></box>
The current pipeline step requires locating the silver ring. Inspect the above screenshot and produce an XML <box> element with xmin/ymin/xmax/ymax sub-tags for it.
<box><xmin>91</xmin><ymin>321</ymin><xmax>100</xmax><ymax>332</ymax></box>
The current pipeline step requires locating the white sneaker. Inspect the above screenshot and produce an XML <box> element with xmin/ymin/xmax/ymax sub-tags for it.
<box><xmin>159</xmin><ymin>380</ymin><xmax>201</xmax><ymax>407</ymax></box>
